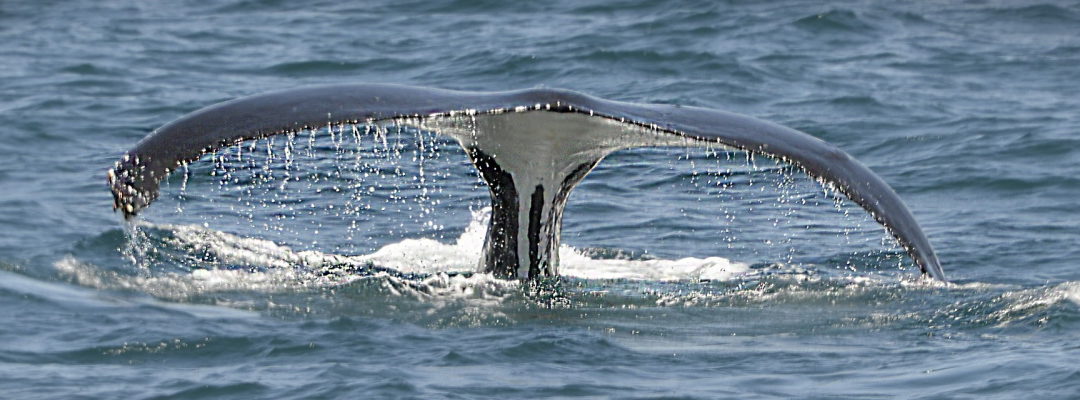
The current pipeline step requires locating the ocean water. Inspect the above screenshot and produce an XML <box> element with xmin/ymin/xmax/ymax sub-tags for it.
<box><xmin>2</xmin><ymin>0</ymin><xmax>1080</xmax><ymax>398</ymax></box>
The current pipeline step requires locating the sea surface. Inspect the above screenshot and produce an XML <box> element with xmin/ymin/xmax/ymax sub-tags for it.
<box><xmin>2</xmin><ymin>0</ymin><xmax>1079</xmax><ymax>398</ymax></box>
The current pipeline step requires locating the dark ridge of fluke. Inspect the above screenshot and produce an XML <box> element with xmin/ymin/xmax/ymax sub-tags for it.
<box><xmin>107</xmin><ymin>83</ymin><xmax>946</xmax><ymax>281</ymax></box>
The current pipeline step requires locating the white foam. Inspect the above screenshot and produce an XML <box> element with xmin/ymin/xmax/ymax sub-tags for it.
<box><xmin>351</xmin><ymin>207</ymin><xmax>752</xmax><ymax>281</ymax></box>
<box><xmin>973</xmin><ymin>281</ymin><xmax>1080</xmax><ymax>327</ymax></box>
<box><xmin>357</xmin><ymin>208</ymin><xmax>486</xmax><ymax>274</ymax></box>
<box><xmin>1058</xmin><ymin>281</ymin><xmax>1080</xmax><ymax>307</ymax></box>
<box><xmin>558</xmin><ymin>249</ymin><xmax>749</xmax><ymax>281</ymax></box>
<box><xmin>159</xmin><ymin>207</ymin><xmax>750</xmax><ymax>282</ymax></box>
<box><xmin>60</xmin><ymin>208</ymin><xmax>751</xmax><ymax>304</ymax></box>
<box><xmin>54</xmin><ymin>254</ymin><xmax>520</xmax><ymax>316</ymax></box>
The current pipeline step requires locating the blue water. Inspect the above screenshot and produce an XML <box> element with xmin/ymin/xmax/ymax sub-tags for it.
<box><xmin>3</xmin><ymin>0</ymin><xmax>1080</xmax><ymax>398</ymax></box>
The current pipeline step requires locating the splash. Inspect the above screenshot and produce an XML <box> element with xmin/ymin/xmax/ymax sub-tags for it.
<box><xmin>62</xmin><ymin>208</ymin><xmax>754</xmax><ymax>299</ymax></box>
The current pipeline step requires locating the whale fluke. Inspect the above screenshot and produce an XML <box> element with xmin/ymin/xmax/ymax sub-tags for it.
<box><xmin>108</xmin><ymin>83</ymin><xmax>945</xmax><ymax>281</ymax></box>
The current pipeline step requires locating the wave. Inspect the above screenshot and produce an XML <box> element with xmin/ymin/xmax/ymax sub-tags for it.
<box><xmin>39</xmin><ymin>208</ymin><xmax>1078</xmax><ymax>333</ymax></box>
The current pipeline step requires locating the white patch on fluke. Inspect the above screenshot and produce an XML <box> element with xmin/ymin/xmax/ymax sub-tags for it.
<box><xmin>423</xmin><ymin>112</ymin><xmax>699</xmax><ymax>277</ymax></box>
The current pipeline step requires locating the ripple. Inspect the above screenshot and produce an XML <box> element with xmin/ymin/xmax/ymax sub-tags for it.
<box><xmin>263</xmin><ymin>59</ymin><xmax>410</xmax><ymax>76</ymax></box>
<box><xmin>792</xmin><ymin>9</ymin><xmax>878</xmax><ymax>35</ymax></box>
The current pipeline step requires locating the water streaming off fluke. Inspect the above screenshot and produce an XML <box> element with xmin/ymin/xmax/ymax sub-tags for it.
<box><xmin>108</xmin><ymin>84</ymin><xmax>945</xmax><ymax>281</ymax></box>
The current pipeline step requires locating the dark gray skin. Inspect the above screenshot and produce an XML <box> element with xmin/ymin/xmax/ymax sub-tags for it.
<box><xmin>108</xmin><ymin>83</ymin><xmax>946</xmax><ymax>281</ymax></box>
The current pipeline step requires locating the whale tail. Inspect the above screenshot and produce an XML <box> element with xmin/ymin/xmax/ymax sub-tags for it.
<box><xmin>108</xmin><ymin>84</ymin><xmax>945</xmax><ymax>281</ymax></box>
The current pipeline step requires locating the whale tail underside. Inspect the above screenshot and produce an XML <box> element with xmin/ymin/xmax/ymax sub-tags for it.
<box><xmin>108</xmin><ymin>83</ymin><xmax>946</xmax><ymax>282</ymax></box>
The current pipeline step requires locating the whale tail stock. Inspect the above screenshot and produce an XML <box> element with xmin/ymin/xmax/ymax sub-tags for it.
<box><xmin>108</xmin><ymin>83</ymin><xmax>946</xmax><ymax>281</ymax></box>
